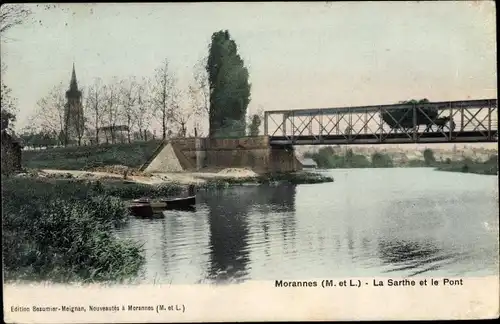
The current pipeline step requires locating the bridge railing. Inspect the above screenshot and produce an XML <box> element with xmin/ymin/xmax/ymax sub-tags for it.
<box><xmin>264</xmin><ymin>99</ymin><xmax>498</xmax><ymax>144</ymax></box>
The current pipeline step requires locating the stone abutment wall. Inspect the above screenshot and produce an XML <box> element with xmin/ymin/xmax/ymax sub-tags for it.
<box><xmin>144</xmin><ymin>136</ymin><xmax>302</xmax><ymax>173</ymax></box>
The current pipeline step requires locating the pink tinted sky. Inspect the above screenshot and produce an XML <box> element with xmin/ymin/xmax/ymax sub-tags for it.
<box><xmin>1</xmin><ymin>1</ymin><xmax>497</xmax><ymax>143</ymax></box>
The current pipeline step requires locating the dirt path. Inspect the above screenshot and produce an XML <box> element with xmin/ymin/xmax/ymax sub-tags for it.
<box><xmin>40</xmin><ymin>168</ymin><xmax>259</xmax><ymax>186</ymax></box>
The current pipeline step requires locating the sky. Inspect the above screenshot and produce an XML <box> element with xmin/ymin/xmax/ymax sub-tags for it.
<box><xmin>0</xmin><ymin>1</ymin><xmax>497</xmax><ymax>147</ymax></box>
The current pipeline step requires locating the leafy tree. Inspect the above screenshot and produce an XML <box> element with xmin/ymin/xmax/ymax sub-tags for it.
<box><xmin>206</xmin><ymin>30</ymin><xmax>251</xmax><ymax>137</ymax></box>
<box><xmin>1</xmin><ymin>81</ymin><xmax>17</xmax><ymax>131</ymax></box>
<box><xmin>423</xmin><ymin>148</ymin><xmax>436</xmax><ymax>166</ymax></box>
<box><xmin>371</xmin><ymin>152</ymin><xmax>394</xmax><ymax>168</ymax></box>
<box><xmin>247</xmin><ymin>114</ymin><xmax>261</xmax><ymax>136</ymax></box>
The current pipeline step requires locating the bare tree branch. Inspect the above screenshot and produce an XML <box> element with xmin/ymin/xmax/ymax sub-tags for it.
<box><xmin>102</xmin><ymin>78</ymin><xmax>122</xmax><ymax>144</ymax></box>
<box><xmin>119</xmin><ymin>76</ymin><xmax>138</xmax><ymax>143</ymax></box>
<box><xmin>169</xmin><ymin>88</ymin><xmax>193</xmax><ymax>138</ymax></box>
<box><xmin>68</xmin><ymin>85</ymin><xmax>86</xmax><ymax>146</ymax></box>
<box><xmin>31</xmin><ymin>82</ymin><xmax>66</xmax><ymax>145</ymax></box>
<box><xmin>188</xmin><ymin>56</ymin><xmax>209</xmax><ymax>136</ymax></box>
<box><xmin>86</xmin><ymin>77</ymin><xmax>105</xmax><ymax>144</ymax></box>
<box><xmin>0</xmin><ymin>4</ymin><xmax>32</xmax><ymax>36</ymax></box>
<box><xmin>134</xmin><ymin>77</ymin><xmax>153</xmax><ymax>141</ymax></box>
<box><xmin>151</xmin><ymin>58</ymin><xmax>176</xmax><ymax>140</ymax></box>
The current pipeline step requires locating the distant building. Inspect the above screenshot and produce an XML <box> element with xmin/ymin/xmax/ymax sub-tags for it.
<box><xmin>299</xmin><ymin>157</ymin><xmax>317</xmax><ymax>169</ymax></box>
<box><xmin>64</xmin><ymin>63</ymin><xmax>85</xmax><ymax>145</ymax></box>
<box><xmin>1</xmin><ymin>130</ymin><xmax>23</xmax><ymax>174</ymax></box>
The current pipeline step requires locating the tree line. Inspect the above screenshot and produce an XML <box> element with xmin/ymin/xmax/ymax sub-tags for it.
<box><xmin>26</xmin><ymin>34</ymin><xmax>259</xmax><ymax>148</ymax></box>
<box><xmin>1</xmin><ymin>5</ymin><xmax>262</xmax><ymax>147</ymax></box>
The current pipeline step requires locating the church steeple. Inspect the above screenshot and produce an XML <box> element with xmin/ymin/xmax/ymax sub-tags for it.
<box><xmin>69</xmin><ymin>62</ymin><xmax>78</xmax><ymax>91</ymax></box>
<box><xmin>66</xmin><ymin>63</ymin><xmax>81</xmax><ymax>99</ymax></box>
<box><xmin>64</xmin><ymin>62</ymin><xmax>84</xmax><ymax>145</ymax></box>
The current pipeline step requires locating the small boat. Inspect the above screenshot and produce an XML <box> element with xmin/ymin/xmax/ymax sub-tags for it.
<box><xmin>128</xmin><ymin>203</ymin><xmax>155</xmax><ymax>218</ymax></box>
<box><xmin>128</xmin><ymin>185</ymin><xmax>197</xmax><ymax>216</ymax></box>
<box><xmin>160</xmin><ymin>195</ymin><xmax>196</xmax><ymax>210</ymax></box>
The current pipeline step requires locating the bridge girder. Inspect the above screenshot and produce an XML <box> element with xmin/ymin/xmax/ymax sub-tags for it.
<box><xmin>264</xmin><ymin>99</ymin><xmax>498</xmax><ymax>145</ymax></box>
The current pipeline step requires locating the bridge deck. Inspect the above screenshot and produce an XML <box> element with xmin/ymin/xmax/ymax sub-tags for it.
<box><xmin>270</xmin><ymin>131</ymin><xmax>498</xmax><ymax>145</ymax></box>
<box><xmin>265</xmin><ymin>98</ymin><xmax>498</xmax><ymax>145</ymax></box>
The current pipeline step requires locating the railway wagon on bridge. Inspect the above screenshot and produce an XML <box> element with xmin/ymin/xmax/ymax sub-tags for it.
<box><xmin>381</xmin><ymin>100</ymin><xmax>439</xmax><ymax>131</ymax></box>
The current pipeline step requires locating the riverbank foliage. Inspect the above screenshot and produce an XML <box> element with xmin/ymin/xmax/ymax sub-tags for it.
<box><xmin>305</xmin><ymin>147</ymin><xmax>497</xmax><ymax>175</ymax></box>
<box><xmin>435</xmin><ymin>155</ymin><xmax>498</xmax><ymax>175</ymax></box>
<box><xmin>304</xmin><ymin>147</ymin><xmax>393</xmax><ymax>168</ymax></box>
<box><xmin>22</xmin><ymin>140</ymin><xmax>162</xmax><ymax>170</ymax></box>
<box><xmin>198</xmin><ymin>171</ymin><xmax>334</xmax><ymax>189</ymax></box>
<box><xmin>2</xmin><ymin>177</ymin><xmax>145</xmax><ymax>283</ymax></box>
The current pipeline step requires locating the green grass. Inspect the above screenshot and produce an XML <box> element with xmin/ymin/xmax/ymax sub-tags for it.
<box><xmin>435</xmin><ymin>156</ymin><xmax>498</xmax><ymax>175</ymax></box>
<box><xmin>2</xmin><ymin>177</ymin><xmax>146</xmax><ymax>283</ymax></box>
<box><xmin>22</xmin><ymin>140</ymin><xmax>163</xmax><ymax>170</ymax></box>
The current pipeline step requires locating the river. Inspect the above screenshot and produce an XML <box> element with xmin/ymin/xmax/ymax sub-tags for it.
<box><xmin>115</xmin><ymin>168</ymin><xmax>499</xmax><ymax>284</ymax></box>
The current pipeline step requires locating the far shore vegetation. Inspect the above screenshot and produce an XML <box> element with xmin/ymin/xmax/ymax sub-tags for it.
<box><xmin>304</xmin><ymin>147</ymin><xmax>498</xmax><ymax>176</ymax></box>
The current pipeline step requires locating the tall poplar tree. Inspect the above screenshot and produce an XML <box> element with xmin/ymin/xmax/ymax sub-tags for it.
<box><xmin>206</xmin><ymin>30</ymin><xmax>251</xmax><ymax>137</ymax></box>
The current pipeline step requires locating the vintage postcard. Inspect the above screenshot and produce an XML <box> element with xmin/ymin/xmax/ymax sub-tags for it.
<box><xmin>1</xmin><ymin>1</ymin><xmax>498</xmax><ymax>323</ymax></box>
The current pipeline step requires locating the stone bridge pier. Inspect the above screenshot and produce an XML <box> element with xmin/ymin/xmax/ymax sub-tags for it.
<box><xmin>141</xmin><ymin>136</ymin><xmax>302</xmax><ymax>174</ymax></box>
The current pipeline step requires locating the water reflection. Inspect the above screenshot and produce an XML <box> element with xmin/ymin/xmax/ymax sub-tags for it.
<box><xmin>198</xmin><ymin>185</ymin><xmax>297</xmax><ymax>283</ymax></box>
<box><xmin>115</xmin><ymin>169</ymin><xmax>498</xmax><ymax>284</ymax></box>
<box><xmin>378</xmin><ymin>239</ymin><xmax>449</xmax><ymax>276</ymax></box>
<box><xmin>375</xmin><ymin>193</ymin><xmax>493</xmax><ymax>276</ymax></box>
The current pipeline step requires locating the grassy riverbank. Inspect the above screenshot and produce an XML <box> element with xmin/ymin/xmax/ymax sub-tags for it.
<box><xmin>305</xmin><ymin>147</ymin><xmax>498</xmax><ymax>175</ymax></box>
<box><xmin>2</xmin><ymin>177</ymin><xmax>146</xmax><ymax>283</ymax></box>
<box><xmin>22</xmin><ymin>140</ymin><xmax>162</xmax><ymax>170</ymax></box>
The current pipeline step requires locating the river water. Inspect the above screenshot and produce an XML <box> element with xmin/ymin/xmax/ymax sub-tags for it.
<box><xmin>115</xmin><ymin>168</ymin><xmax>499</xmax><ymax>284</ymax></box>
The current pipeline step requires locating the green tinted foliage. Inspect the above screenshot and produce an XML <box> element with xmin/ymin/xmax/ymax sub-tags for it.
<box><xmin>207</xmin><ymin>30</ymin><xmax>251</xmax><ymax>137</ymax></box>
<box><xmin>22</xmin><ymin>140</ymin><xmax>162</xmax><ymax>170</ymax></box>
<box><xmin>371</xmin><ymin>152</ymin><xmax>394</xmax><ymax>168</ymax></box>
<box><xmin>247</xmin><ymin>114</ymin><xmax>261</xmax><ymax>136</ymax></box>
<box><xmin>2</xmin><ymin>178</ymin><xmax>145</xmax><ymax>283</ymax></box>
<box><xmin>423</xmin><ymin>148</ymin><xmax>436</xmax><ymax>166</ymax></box>
<box><xmin>306</xmin><ymin>147</ymin><xmax>376</xmax><ymax>169</ymax></box>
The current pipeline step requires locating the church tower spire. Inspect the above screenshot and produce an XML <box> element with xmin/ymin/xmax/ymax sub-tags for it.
<box><xmin>69</xmin><ymin>62</ymin><xmax>79</xmax><ymax>91</ymax></box>
<box><xmin>64</xmin><ymin>62</ymin><xmax>84</xmax><ymax>145</ymax></box>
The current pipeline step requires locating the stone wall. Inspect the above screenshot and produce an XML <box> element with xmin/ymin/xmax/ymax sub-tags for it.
<box><xmin>170</xmin><ymin>137</ymin><xmax>201</xmax><ymax>170</ymax></box>
<box><xmin>203</xmin><ymin>136</ymin><xmax>271</xmax><ymax>172</ymax></box>
<box><xmin>269</xmin><ymin>146</ymin><xmax>303</xmax><ymax>172</ymax></box>
<box><xmin>143</xmin><ymin>142</ymin><xmax>183</xmax><ymax>173</ymax></box>
<box><xmin>144</xmin><ymin>136</ymin><xmax>302</xmax><ymax>173</ymax></box>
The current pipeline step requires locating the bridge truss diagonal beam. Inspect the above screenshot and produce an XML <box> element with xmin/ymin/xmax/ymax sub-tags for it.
<box><xmin>265</xmin><ymin>99</ymin><xmax>498</xmax><ymax>145</ymax></box>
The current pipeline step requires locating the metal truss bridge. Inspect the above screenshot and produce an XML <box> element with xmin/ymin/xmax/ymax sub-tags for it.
<box><xmin>264</xmin><ymin>99</ymin><xmax>498</xmax><ymax>145</ymax></box>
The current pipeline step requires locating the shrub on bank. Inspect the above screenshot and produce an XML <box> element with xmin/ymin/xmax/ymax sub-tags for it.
<box><xmin>198</xmin><ymin>171</ymin><xmax>334</xmax><ymax>189</ymax></box>
<box><xmin>371</xmin><ymin>152</ymin><xmax>394</xmax><ymax>168</ymax></box>
<box><xmin>306</xmin><ymin>148</ymin><xmax>389</xmax><ymax>169</ymax></box>
<box><xmin>435</xmin><ymin>155</ymin><xmax>498</xmax><ymax>176</ymax></box>
<box><xmin>2</xmin><ymin>177</ymin><xmax>145</xmax><ymax>283</ymax></box>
